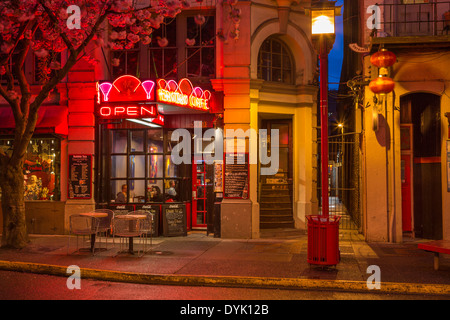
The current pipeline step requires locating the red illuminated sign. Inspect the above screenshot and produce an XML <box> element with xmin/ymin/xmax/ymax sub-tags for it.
<box><xmin>156</xmin><ymin>78</ymin><xmax>210</xmax><ymax>111</ymax></box>
<box><xmin>98</xmin><ymin>104</ymin><xmax>157</xmax><ymax>119</ymax></box>
<box><xmin>95</xmin><ymin>75</ymin><xmax>211</xmax><ymax>123</ymax></box>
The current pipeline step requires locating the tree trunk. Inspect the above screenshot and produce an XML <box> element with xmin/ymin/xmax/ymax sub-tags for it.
<box><xmin>1</xmin><ymin>155</ymin><xmax>29</xmax><ymax>248</ymax></box>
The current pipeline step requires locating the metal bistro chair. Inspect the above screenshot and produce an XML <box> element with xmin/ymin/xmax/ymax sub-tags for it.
<box><xmin>67</xmin><ymin>214</ymin><xmax>100</xmax><ymax>255</ymax></box>
<box><xmin>92</xmin><ymin>209</ymin><xmax>114</xmax><ymax>249</ymax></box>
<box><xmin>129</xmin><ymin>210</ymin><xmax>154</xmax><ymax>254</ymax></box>
<box><xmin>112</xmin><ymin>215</ymin><xmax>144</xmax><ymax>257</ymax></box>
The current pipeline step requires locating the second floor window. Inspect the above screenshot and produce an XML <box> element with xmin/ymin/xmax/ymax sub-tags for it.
<box><xmin>257</xmin><ymin>37</ymin><xmax>294</xmax><ymax>84</ymax></box>
<box><xmin>186</xmin><ymin>15</ymin><xmax>215</xmax><ymax>78</ymax></box>
<box><xmin>111</xmin><ymin>48</ymin><xmax>140</xmax><ymax>78</ymax></box>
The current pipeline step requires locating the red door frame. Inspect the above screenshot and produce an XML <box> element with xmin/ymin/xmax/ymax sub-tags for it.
<box><xmin>192</xmin><ymin>159</ymin><xmax>207</xmax><ymax>229</ymax></box>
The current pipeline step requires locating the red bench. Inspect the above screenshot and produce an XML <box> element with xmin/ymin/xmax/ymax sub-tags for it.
<box><xmin>418</xmin><ymin>240</ymin><xmax>450</xmax><ymax>270</ymax></box>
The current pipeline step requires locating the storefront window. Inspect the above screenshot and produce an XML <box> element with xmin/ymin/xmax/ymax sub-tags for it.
<box><xmin>0</xmin><ymin>137</ymin><xmax>61</xmax><ymax>201</ymax></box>
<box><xmin>107</xmin><ymin>128</ymin><xmax>188</xmax><ymax>204</ymax></box>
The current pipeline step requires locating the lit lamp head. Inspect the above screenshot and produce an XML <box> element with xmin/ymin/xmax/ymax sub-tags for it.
<box><xmin>306</xmin><ymin>0</ymin><xmax>342</xmax><ymax>53</ymax></box>
<box><xmin>311</xmin><ymin>9</ymin><xmax>336</xmax><ymax>35</ymax></box>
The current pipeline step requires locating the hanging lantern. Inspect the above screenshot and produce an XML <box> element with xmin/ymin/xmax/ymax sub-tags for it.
<box><xmin>369</xmin><ymin>76</ymin><xmax>395</xmax><ymax>95</ymax></box>
<box><xmin>370</xmin><ymin>49</ymin><xmax>397</xmax><ymax>68</ymax></box>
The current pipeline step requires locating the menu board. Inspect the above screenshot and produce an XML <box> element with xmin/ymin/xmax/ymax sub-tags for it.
<box><xmin>162</xmin><ymin>204</ymin><xmax>187</xmax><ymax>237</ymax></box>
<box><xmin>223</xmin><ymin>153</ymin><xmax>249</xmax><ymax>199</ymax></box>
<box><xmin>136</xmin><ymin>204</ymin><xmax>160</xmax><ymax>236</ymax></box>
<box><xmin>68</xmin><ymin>154</ymin><xmax>92</xmax><ymax>199</ymax></box>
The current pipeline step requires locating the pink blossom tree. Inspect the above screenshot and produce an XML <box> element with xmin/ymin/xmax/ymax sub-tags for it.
<box><xmin>0</xmin><ymin>0</ymin><xmax>187</xmax><ymax>248</ymax></box>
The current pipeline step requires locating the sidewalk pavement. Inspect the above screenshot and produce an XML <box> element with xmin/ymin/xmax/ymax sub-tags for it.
<box><xmin>0</xmin><ymin>229</ymin><xmax>450</xmax><ymax>297</ymax></box>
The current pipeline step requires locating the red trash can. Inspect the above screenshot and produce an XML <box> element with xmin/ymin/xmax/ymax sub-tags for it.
<box><xmin>306</xmin><ymin>215</ymin><xmax>341</xmax><ymax>266</ymax></box>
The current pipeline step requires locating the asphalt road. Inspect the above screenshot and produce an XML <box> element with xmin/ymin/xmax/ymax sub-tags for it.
<box><xmin>1</xmin><ymin>270</ymin><xmax>447</xmax><ymax>303</ymax></box>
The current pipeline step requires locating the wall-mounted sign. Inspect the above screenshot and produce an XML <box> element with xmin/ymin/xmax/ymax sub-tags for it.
<box><xmin>97</xmin><ymin>103</ymin><xmax>157</xmax><ymax>120</ymax></box>
<box><xmin>156</xmin><ymin>78</ymin><xmax>210</xmax><ymax>111</ymax></box>
<box><xmin>96</xmin><ymin>75</ymin><xmax>211</xmax><ymax>113</ymax></box>
<box><xmin>223</xmin><ymin>153</ymin><xmax>249</xmax><ymax>200</ymax></box>
<box><xmin>68</xmin><ymin>154</ymin><xmax>92</xmax><ymax>199</ymax></box>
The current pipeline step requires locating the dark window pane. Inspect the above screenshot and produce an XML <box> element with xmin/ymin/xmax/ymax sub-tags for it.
<box><xmin>187</xmin><ymin>48</ymin><xmax>201</xmax><ymax>77</ymax></box>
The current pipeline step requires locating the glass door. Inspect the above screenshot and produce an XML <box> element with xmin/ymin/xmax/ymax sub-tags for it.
<box><xmin>192</xmin><ymin>159</ymin><xmax>207</xmax><ymax>229</ymax></box>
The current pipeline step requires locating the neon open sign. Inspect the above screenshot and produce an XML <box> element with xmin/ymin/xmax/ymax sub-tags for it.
<box><xmin>98</xmin><ymin>104</ymin><xmax>157</xmax><ymax>119</ymax></box>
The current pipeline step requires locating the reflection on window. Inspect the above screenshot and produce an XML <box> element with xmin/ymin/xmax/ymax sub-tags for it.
<box><xmin>149</xmin><ymin>20</ymin><xmax>177</xmax><ymax>79</ymax></box>
<box><xmin>111</xmin><ymin>130</ymin><xmax>127</xmax><ymax>153</ymax></box>
<box><xmin>257</xmin><ymin>37</ymin><xmax>294</xmax><ymax>84</ymax></box>
<box><xmin>130</xmin><ymin>130</ymin><xmax>144</xmax><ymax>152</ymax></box>
<box><xmin>112</xmin><ymin>49</ymin><xmax>140</xmax><ymax>78</ymax></box>
<box><xmin>0</xmin><ymin>138</ymin><xmax>60</xmax><ymax>201</ymax></box>
<box><xmin>148</xmin><ymin>129</ymin><xmax>163</xmax><ymax>153</ymax></box>
<box><xmin>149</xmin><ymin>154</ymin><xmax>163</xmax><ymax>179</ymax></box>
<box><xmin>111</xmin><ymin>155</ymin><xmax>127</xmax><ymax>178</ymax></box>
<box><xmin>186</xmin><ymin>16</ymin><xmax>215</xmax><ymax>78</ymax></box>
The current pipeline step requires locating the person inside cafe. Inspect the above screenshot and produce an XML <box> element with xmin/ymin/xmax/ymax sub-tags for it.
<box><xmin>115</xmin><ymin>184</ymin><xmax>127</xmax><ymax>203</ymax></box>
<box><xmin>149</xmin><ymin>185</ymin><xmax>163</xmax><ymax>202</ymax></box>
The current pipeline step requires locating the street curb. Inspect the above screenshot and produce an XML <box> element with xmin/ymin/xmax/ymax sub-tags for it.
<box><xmin>1</xmin><ymin>260</ymin><xmax>450</xmax><ymax>296</ymax></box>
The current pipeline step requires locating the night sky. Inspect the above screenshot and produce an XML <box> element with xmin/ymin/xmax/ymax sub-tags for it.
<box><xmin>328</xmin><ymin>0</ymin><xmax>344</xmax><ymax>90</ymax></box>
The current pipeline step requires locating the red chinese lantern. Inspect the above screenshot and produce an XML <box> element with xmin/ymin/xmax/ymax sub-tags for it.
<box><xmin>369</xmin><ymin>76</ymin><xmax>395</xmax><ymax>95</ymax></box>
<box><xmin>370</xmin><ymin>49</ymin><xmax>397</xmax><ymax>68</ymax></box>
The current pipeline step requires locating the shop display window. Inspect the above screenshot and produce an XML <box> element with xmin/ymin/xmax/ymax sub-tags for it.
<box><xmin>0</xmin><ymin>137</ymin><xmax>61</xmax><ymax>201</ymax></box>
<box><xmin>107</xmin><ymin>128</ymin><xmax>188</xmax><ymax>204</ymax></box>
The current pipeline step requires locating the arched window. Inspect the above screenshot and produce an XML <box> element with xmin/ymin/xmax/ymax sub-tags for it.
<box><xmin>257</xmin><ymin>37</ymin><xmax>294</xmax><ymax>84</ymax></box>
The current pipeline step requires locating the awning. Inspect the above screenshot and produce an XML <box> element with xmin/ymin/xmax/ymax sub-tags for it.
<box><xmin>0</xmin><ymin>106</ymin><xmax>68</xmax><ymax>136</ymax></box>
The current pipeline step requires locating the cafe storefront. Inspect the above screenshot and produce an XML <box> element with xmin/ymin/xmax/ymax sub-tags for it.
<box><xmin>92</xmin><ymin>75</ymin><xmax>224</xmax><ymax>236</ymax></box>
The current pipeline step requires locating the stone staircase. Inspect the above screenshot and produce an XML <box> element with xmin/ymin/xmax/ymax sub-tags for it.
<box><xmin>259</xmin><ymin>173</ymin><xmax>294</xmax><ymax>229</ymax></box>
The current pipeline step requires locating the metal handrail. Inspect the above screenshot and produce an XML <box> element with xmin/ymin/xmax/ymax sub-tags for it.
<box><xmin>374</xmin><ymin>1</ymin><xmax>450</xmax><ymax>37</ymax></box>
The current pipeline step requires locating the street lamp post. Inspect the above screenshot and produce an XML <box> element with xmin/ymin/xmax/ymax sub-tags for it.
<box><xmin>307</xmin><ymin>0</ymin><xmax>341</xmax><ymax>218</ymax></box>
<box><xmin>305</xmin><ymin>0</ymin><xmax>342</xmax><ymax>267</ymax></box>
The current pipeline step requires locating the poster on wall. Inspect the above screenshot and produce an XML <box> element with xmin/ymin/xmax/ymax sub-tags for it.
<box><xmin>223</xmin><ymin>153</ymin><xmax>249</xmax><ymax>199</ymax></box>
<box><xmin>68</xmin><ymin>154</ymin><xmax>92</xmax><ymax>199</ymax></box>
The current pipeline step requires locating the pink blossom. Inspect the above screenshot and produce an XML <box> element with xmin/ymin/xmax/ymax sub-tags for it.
<box><xmin>109</xmin><ymin>31</ymin><xmax>119</xmax><ymax>40</ymax></box>
<box><xmin>117</xmin><ymin>31</ymin><xmax>127</xmax><ymax>40</ymax></box>
<box><xmin>1</xmin><ymin>42</ymin><xmax>14</xmax><ymax>54</ymax></box>
<box><xmin>34</xmin><ymin>48</ymin><xmax>49</xmax><ymax>58</ymax></box>
<box><xmin>49</xmin><ymin>61</ymin><xmax>61</xmax><ymax>70</ymax></box>
<box><xmin>127</xmin><ymin>33</ymin><xmax>140</xmax><ymax>43</ymax></box>
<box><xmin>142</xmin><ymin>36</ymin><xmax>151</xmax><ymax>45</ymax></box>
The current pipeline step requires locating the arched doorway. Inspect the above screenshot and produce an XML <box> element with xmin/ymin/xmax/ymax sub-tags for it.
<box><xmin>400</xmin><ymin>92</ymin><xmax>442</xmax><ymax>239</ymax></box>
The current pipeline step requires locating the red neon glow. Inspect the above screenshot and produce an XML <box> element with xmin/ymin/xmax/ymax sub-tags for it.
<box><xmin>98</xmin><ymin>82</ymin><xmax>113</xmax><ymax>102</ymax></box>
<box><xmin>98</xmin><ymin>75</ymin><xmax>155</xmax><ymax>102</ymax></box>
<box><xmin>97</xmin><ymin>75</ymin><xmax>210</xmax><ymax>112</ymax></box>
<box><xmin>98</xmin><ymin>104</ymin><xmax>157</xmax><ymax>119</ymax></box>
<box><xmin>156</xmin><ymin>78</ymin><xmax>210</xmax><ymax>111</ymax></box>
<box><xmin>142</xmin><ymin>80</ymin><xmax>155</xmax><ymax>100</ymax></box>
